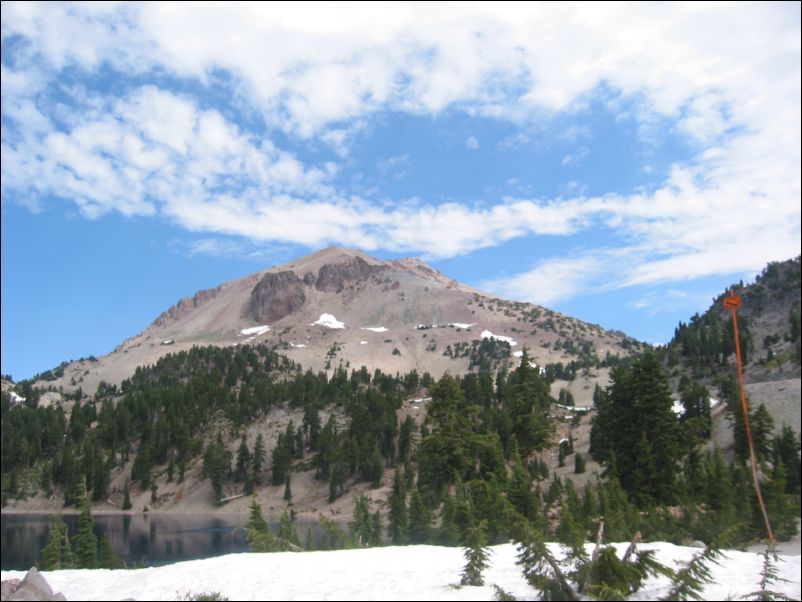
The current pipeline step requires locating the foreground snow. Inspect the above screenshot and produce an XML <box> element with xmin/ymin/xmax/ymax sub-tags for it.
<box><xmin>2</xmin><ymin>542</ymin><xmax>799</xmax><ymax>601</ymax></box>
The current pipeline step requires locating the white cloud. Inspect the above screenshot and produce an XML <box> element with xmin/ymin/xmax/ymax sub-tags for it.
<box><xmin>482</xmin><ymin>255</ymin><xmax>606</xmax><ymax>306</ymax></box>
<box><xmin>465</xmin><ymin>136</ymin><xmax>480</xmax><ymax>150</ymax></box>
<box><xmin>1</xmin><ymin>2</ymin><xmax>799</xmax><ymax>300</ymax></box>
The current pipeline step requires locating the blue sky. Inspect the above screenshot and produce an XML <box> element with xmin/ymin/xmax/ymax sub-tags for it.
<box><xmin>2</xmin><ymin>2</ymin><xmax>800</xmax><ymax>380</ymax></box>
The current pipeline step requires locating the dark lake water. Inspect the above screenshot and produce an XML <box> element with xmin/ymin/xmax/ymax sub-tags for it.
<box><xmin>1</xmin><ymin>513</ymin><xmax>274</xmax><ymax>570</ymax></box>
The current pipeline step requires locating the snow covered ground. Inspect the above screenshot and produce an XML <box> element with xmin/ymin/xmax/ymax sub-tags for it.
<box><xmin>2</xmin><ymin>542</ymin><xmax>798</xmax><ymax>601</ymax></box>
<box><xmin>240</xmin><ymin>325</ymin><xmax>270</xmax><ymax>337</ymax></box>
<box><xmin>311</xmin><ymin>314</ymin><xmax>346</xmax><ymax>329</ymax></box>
<box><xmin>481</xmin><ymin>330</ymin><xmax>518</xmax><ymax>346</ymax></box>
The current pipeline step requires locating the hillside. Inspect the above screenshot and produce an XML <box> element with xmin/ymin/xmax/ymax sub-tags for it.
<box><xmin>22</xmin><ymin>247</ymin><xmax>643</xmax><ymax>400</ymax></box>
<box><xmin>660</xmin><ymin>256</ymin><xmax>801</xmax><ymax>450</ymax></box>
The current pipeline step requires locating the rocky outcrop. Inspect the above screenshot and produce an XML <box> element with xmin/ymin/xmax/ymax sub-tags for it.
<box><xmin>2</xmin><ymin>567</ymin><xmax>66</xmax><ymax>601</ymax></box>
<box><xmin>315</xmin><ymin>257</ymin><xmax>384</xmax><ymax>292</ymax></box>
<box><xmin>250</xmin><ymin>271</ymin><xmax>306</xmax><ymax>323</ymax></box>
<box><xmin>152</xmin><ymin>286</ymin><xmax>222</xmax><ymax>328</ymax></box>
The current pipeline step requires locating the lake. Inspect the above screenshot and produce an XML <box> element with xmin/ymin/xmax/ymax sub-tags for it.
<box><xmin>1</xmin><ymin>512</ymin><xmax>266</xmax><ymax>570</ymax></box>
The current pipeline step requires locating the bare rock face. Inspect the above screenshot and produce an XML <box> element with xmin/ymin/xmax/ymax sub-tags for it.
<box><xmin>152</xmin><ymin>286</ymin><xmax>222</xmax><ymax>328</ymax></box>
<box><xmin>315</xmin><ymin>257</ymin><xmax>384</xmax><ymax>292</ymax></box>
<box><xmin>250</xmin><ymin>271</ymin><xmax>306</xmax><ymax>323</ymax></box>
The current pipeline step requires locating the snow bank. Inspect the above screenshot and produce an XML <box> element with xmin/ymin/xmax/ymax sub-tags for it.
<box><xmin>480</xmin><ymin>330</ymin><xmax>518</xmax><ymax>346</ymax></box>
<box><xmin>240</xmin><ymin>325</ymin><xmax>270</xmax><ymax>337</ymax></box>
<box><xmin>290</xmin><ymin>343</ymin><xmax>307</xmax><ymax>348</ymax></box>
<box><xmin>449</xmin><ymin>323</ymin><xmax>475</xmax><ymax>329</ymax></box>
<box><xmin>311</xmin><ymin>314</ymin><xmax>345</xmax><ymax>329</ymax></box>
<box><xmin>361</xmin><ymin>327</ymin><xmax>389</xmax><ymax>333</ymax></box>
<box><xmin>2</xmin><ymin>542</ymin><xmax>798</xmax><ymax>602</ymax></box>
<box><xmin>360</xmin><ymin>341</ymin><xmax>369</xmax><ymax>345</ymax></box>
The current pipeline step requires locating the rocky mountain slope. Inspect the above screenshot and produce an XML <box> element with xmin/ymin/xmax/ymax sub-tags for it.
<box><xmin>33</xmin><ymin>247</ymin><xmax>643</xmax><ymax>399</ymax></box>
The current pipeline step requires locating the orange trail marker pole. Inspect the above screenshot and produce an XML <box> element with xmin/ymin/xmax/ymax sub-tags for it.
<box><xmin>726</xmin><ymin>288</ymin><xmax>775</xmax><ymax>545</ymax></box>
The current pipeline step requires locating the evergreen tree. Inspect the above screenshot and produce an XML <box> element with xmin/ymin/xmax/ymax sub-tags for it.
<box><xmin>73</xmin><ymin>478</ymin><xmax>98</xmax><ymax>568</ymax></box>
<box><xmin>574</xmin><ymin>453</ymin><xmax>586</xmax><ymax>474</ymax></box>
<box><xmin>235</xmin><ymin>436</ymin><xmax>251</xmax><ymax>483</ymax></box>
<box><xmin>406</xmin><ymin>487</ymin><xmax>432</xmax><ymax>544</ymax></box>
<box><xmin>283</xmin><ymin>473</ymin><xmax>292</xmax><ymax>503</ymax></box>
<box><xmin>122</xmin><ymin>480</ymin><xmax>132</xmax><ymax>510</ymax></box>
<box><xmin>460</xmin><ymin>520</ymin><xmax>491</xmax><ymax>586</ymax></box>
<box><xmin>39</xmin><ymin>515</ymin><xmax>68</xmax><ymax>570</ymax></box>
<box><xmin>252</xmin><ymin>433</ymin><xmax>266</xmax><ymax>484</ymax></box>
<box><xmin>99</xmin><ymin>533</ymin><xmax>124</xmax><ymax>569</ymax></box>
<box><xmin>278</xmin><ymin>510</ymin><xmax>300</xmax><ymax>547</ymax></box>
<box><xmin>592</xmin><ymin>353</ymin><xmax>680</xmax><ymax>505</ymax></box>
<box><xmin>388</xmin><ymin>469</ymin><xmax>407</xmax><ymax>544</ymax></box>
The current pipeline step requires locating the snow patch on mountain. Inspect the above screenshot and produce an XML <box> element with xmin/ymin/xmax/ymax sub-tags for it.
<box><xmin>312</xmin><ymin>314</ymin><xmax>345</xmax><ymax>329</ymax></box>
<box><xmin>481</xmin><ymin>329</ymin><xmax>518</xmax><ymax>346</ymax></box>
<box><xmin>240</xmin><ymin>325</ymin><xmax>270</xmax><ymax>337</ymax></box>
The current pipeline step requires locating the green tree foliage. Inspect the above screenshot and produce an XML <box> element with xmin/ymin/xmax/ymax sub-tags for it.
<box><xmin>460</xmin><ymin>520</ymin><xmax>491</xmax><ymax>586</ymax></box>
<box><xmin>73</xmin><ymin>478</ymin><xmax>98</xmax><ymax>568</ymax></box>
<box><xmin>350</xmin><ymin>494</ymin><xmax>381</xmax><ymax>547</ymax></box>
<box><xmin>590</xmin><ymin>353</ymin><xmax>680</xmax><ymax>505</ymax></box>
<box><xmin>203</xmin><ymin>435</ymin><xmax>231</xmax><ymax>502</ymax></box>
<box><xmin>99</xmin><ymin>532</ymin><xmax>124</xmax><ymax>569</ymax></box>
<box><xmin>406</xmin><ymin>487</ymin><xmax>432</xmax><ymax>544</ymax></box>
<box><xmin>122</xmin><ymin>480</ymin><xmax>132</xmax><ymax>510</ymax></box>
<box><xmin>234</xmin><ymin>436</ymin><xmax>251</xmax><ymax>483</ymax></box>
<box><xmin>252</xmin><ymin>433</ymin><xmax>266</xmax><ymax>484</ymax></box>
<box><xmin>39</xmin><ymin>515</ymin><xmax>72</xmax><ymax>570</ymax></box>
<box><xmin>388</xmin><ymin>469</ymin><xmax>407</xmax><ymax>544</ymax></box>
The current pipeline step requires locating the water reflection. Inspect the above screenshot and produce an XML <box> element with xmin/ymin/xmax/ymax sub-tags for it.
<box><xmin>0</xmin><ymin>513</ymin><xmax>297</xmax><ymax>570</ymax></box>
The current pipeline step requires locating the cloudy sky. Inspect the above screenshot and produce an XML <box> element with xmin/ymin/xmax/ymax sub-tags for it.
<box><xmin>2</xmin><ymin>2</ymin><xmax>800</xmax><ymax>380</ymax></box>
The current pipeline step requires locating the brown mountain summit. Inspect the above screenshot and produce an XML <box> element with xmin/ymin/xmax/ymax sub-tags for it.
<box><xmin>46</xmin><ymin>247</ymin><xmax>641</xmax><ymax>396</ymax></box>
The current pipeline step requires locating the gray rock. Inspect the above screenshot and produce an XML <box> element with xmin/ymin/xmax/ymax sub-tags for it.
<box><xmin>7</xmin><ymin>568</ymin><xmax>66</xmax><ymax>601</ymax></box>
<box><xmin>1</xmin><ymin>579</ymin><xmax>22</xmax><ymax>601</ymax></box>
<box><xmin>250</xmin><ymin>271</ymin><xmax>306</xmax><ymax>322</ymax></box>
<box><xmin>315</xmin><ymin>257</ymin><xmax>384</xmax><ymax>292</ymax></box>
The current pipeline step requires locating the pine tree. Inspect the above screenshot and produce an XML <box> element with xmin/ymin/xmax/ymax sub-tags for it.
<box><xmin>73</xmin><ymin>478</ymin><xmax>98</xmax><ymax>568</ymax></box>
<box><xmin>283</xmin><ymin>473</ymin><xmax>292</xmax><ymax>503</ymax></box>
<box><xmin>99</xmin><ymin>533</ymin><xmax>124</xmax><ymax>569</ymax></box>
<box><xmin>388</xmin><ymin>469</ymin><xmax>407</xmax><ymax>544</ymax></box>
<box><xmin>235</xmin><ymin>436</ymin><xmax>251</xmax><ymax>483</ymax></box>
<box><xmin>460</xmin><ymin>520</ymin><xmax>491</xmax><ymax>586</ymax></box>
<box><xmin>278</xmin><ymin>511</ymin><xmax>300</xmax><ymax>548</ymax></box>
<box><xmin>252</xmin><ymin>433</ymin><xmax>266</xmax><ymax>484</ymax></box>
<box><xmin>575</xmin><ymin>453</ymin><xmax>586</xmax><ymax>474</ymax></box>
<box><xmin>406</xmin><ymin>487</ymin><xmax>432</xmax><ymax>544</ymax></box>
<box><xmin>593</xmin><ymin>353</ymin><xmax>680</xmax><ymax>505</ymax></box>
<box><xmin>39</xmin><ymin>515</ymin><xmax>68</xmax><ymax>570</ymax></box>
<box><xmin>122</xmin><ymin>480</ymin><xmax>132</xmax><ymax>510</ymax></box>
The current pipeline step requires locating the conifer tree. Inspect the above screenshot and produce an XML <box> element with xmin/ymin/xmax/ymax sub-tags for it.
<box><xmin>39</xmin><ymin>515</ymin><xmax>68</xmax><ymax>570</ymax></box>
<box><xmin>591</xmin><ymin>353</ymin><xmax>680</xmax><ymax>505</ymax></box>
<box><xmin>283</xmin><ymin>473</ymin><xmax>292</xmax><ymax>503</ymax></box>
<box><xmin>99</xmin><ymin>533</ymin><xmax>124</xmax><ymax>569</ymax></box>
<box><xmin>278</xmin><ymin>510</ymin><xmax>300</xmax><ymax>548</ymax></box>
<box><xmin>252</xmin><ymin>433</ymin><xmax>266</xmax><ymax>484</ymax></box>
<box><xmin>122</xmin><ymin>480</ymin><xmax>132</xmax><ymax>510</ymax></box>
<box><xmin>388</xmin><ymin>469</ymin><xmax>407</xmax><ymax>544</ymax></box>
<box><xmin>73</xmin><ymin>478</ymin><xmax>98</xmax><ymax>568</ymax></box>
<box><xmin>235</xmin><ymin>436</ymin><xmax>251</xmax><ymax>482</ymax></box>
<box><xmin>460</xmin><ymin>520</ymin><xmax>491</xmax><ymax>586</ymax></box>
<box><xmin>406</xmin><ymin>487</ymin><xmax>432</xmax><ymax>544</ymax></box>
